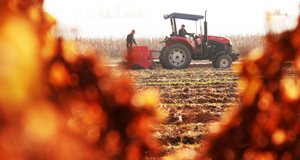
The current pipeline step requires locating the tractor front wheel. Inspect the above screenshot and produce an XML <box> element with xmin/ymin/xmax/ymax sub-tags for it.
<box><xmin>159</xmin><ymin>43</ymin><xmax>192</xmax><ymax>69</ymax></box>
<box><xmin>213</xmin><ymin>54</ymin><xmax>232</xmax><ymax>68</ymax></box>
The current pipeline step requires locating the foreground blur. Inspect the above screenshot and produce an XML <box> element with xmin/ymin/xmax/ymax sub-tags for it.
<box><xmin>0</xmin><ymin>0</ymin><xmax>162</xmax><ymax>159</ymax></box>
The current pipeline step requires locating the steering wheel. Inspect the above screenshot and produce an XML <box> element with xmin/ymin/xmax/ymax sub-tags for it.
<box><xmin>188</xmin><ymin>33</ymin><xmax>195</xmax><ymax>43</ymax></box>
<box><xmin>191</xmin><ymin>33</ymin><xmax>195</xmax><ymax>39</ymax></box>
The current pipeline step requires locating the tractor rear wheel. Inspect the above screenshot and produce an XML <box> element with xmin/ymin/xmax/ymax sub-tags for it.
<box><xmin>159</xmin><ymin>43</ymin><xmax>192</xmax><ymax>69</ymax></box>
<box><xmin>214</xmin><ymin>54</ymin><xmax>232</xmax><ymax>68</ymax></box>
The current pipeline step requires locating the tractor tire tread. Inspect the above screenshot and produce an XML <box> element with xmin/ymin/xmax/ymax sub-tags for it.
<box><xmin>159</xmin><ymin>43</ymin><xmax>192</xmax><ymax>69</ymax></box>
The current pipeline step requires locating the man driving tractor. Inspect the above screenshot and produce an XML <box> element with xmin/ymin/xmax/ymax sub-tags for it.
<box><xmin>178</xmin><ymin>24</ymin><xmax>194</xmax><ymax>37</ymax></box>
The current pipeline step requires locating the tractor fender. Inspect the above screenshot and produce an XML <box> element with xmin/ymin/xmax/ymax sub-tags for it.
<box><xmin>212</xmin><ymin>51</ymin><xmax>227</xmax><ymax>62</ymax></box>
<box><xmin>164</xmin><ymin>38</ymin><xmax>194</xmax><ymax>56</ymax></box>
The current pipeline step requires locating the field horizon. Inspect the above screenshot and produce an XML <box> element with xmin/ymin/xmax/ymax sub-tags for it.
<box><xmin>68</xmin><ymin>34</ymin><xmax>266</xmax><ymax>60</ymax></box>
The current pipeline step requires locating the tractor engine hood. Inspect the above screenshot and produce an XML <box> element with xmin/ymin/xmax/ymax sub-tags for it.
<box><xmin>202</xmin><ymin>35</ymin><xmax>231</xmax><ymax>44</ymax></box>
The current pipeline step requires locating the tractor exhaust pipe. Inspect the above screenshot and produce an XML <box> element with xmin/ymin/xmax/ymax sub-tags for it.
<box><xmin>204</xmin><ymin>10</ymin><xmax>208</xmax><ymax>44</ymax></box>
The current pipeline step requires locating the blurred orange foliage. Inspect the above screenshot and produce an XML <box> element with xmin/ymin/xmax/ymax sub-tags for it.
<box><xmin>0</xmin><ymin>0</ymin><xmax>161</xmax><ymax>159</ymax></box>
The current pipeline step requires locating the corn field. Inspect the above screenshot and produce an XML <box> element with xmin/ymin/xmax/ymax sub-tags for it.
<box><xmin>69</xmin><ymin>34</ymin><xmax>266</xmax><ymax>60</ymax></box>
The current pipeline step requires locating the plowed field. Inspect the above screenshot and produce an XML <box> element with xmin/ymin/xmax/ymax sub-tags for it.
<box><xmin>113</xmin><ymin>61</ymin><xmax>241</xmax><ymax>157</ymax></box>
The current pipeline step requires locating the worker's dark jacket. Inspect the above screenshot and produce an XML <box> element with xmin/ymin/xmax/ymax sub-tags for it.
<box><xmin>126</xmin><ymin>33</ymin><xmax>137</xmax><ymax>48</ymax></box>
<box><xmin>178</xmin><ymin>29</ymin><xmax>192</xmax><ymax>37</ymax></box>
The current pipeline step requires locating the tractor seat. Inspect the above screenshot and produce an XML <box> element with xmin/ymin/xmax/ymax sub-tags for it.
<box><xmin>193</xmin><ymin>38</ymin><xmax>202</xmax><ymax>50</ymax></box>
<box><xmin>190</xmin><ymin>39</ymin><xmax>196</xmax><ymax>48</ymax></box>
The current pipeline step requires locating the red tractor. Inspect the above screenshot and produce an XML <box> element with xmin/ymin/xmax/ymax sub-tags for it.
<box><xmin>158</xmin><ymin>11</ymin><xmax>239</xmax><ymax>69</ymax></box>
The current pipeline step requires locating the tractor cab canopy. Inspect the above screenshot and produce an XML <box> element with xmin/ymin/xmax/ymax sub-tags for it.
<box><xmin>164</xmin><ymin>13</ymin><xmax>204</xmax><ymax>21</ymax></box>
<box><xmin>164</xmin><ymin>12</ymin><xmax>205</xmax><ymax>37</ymax></box>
